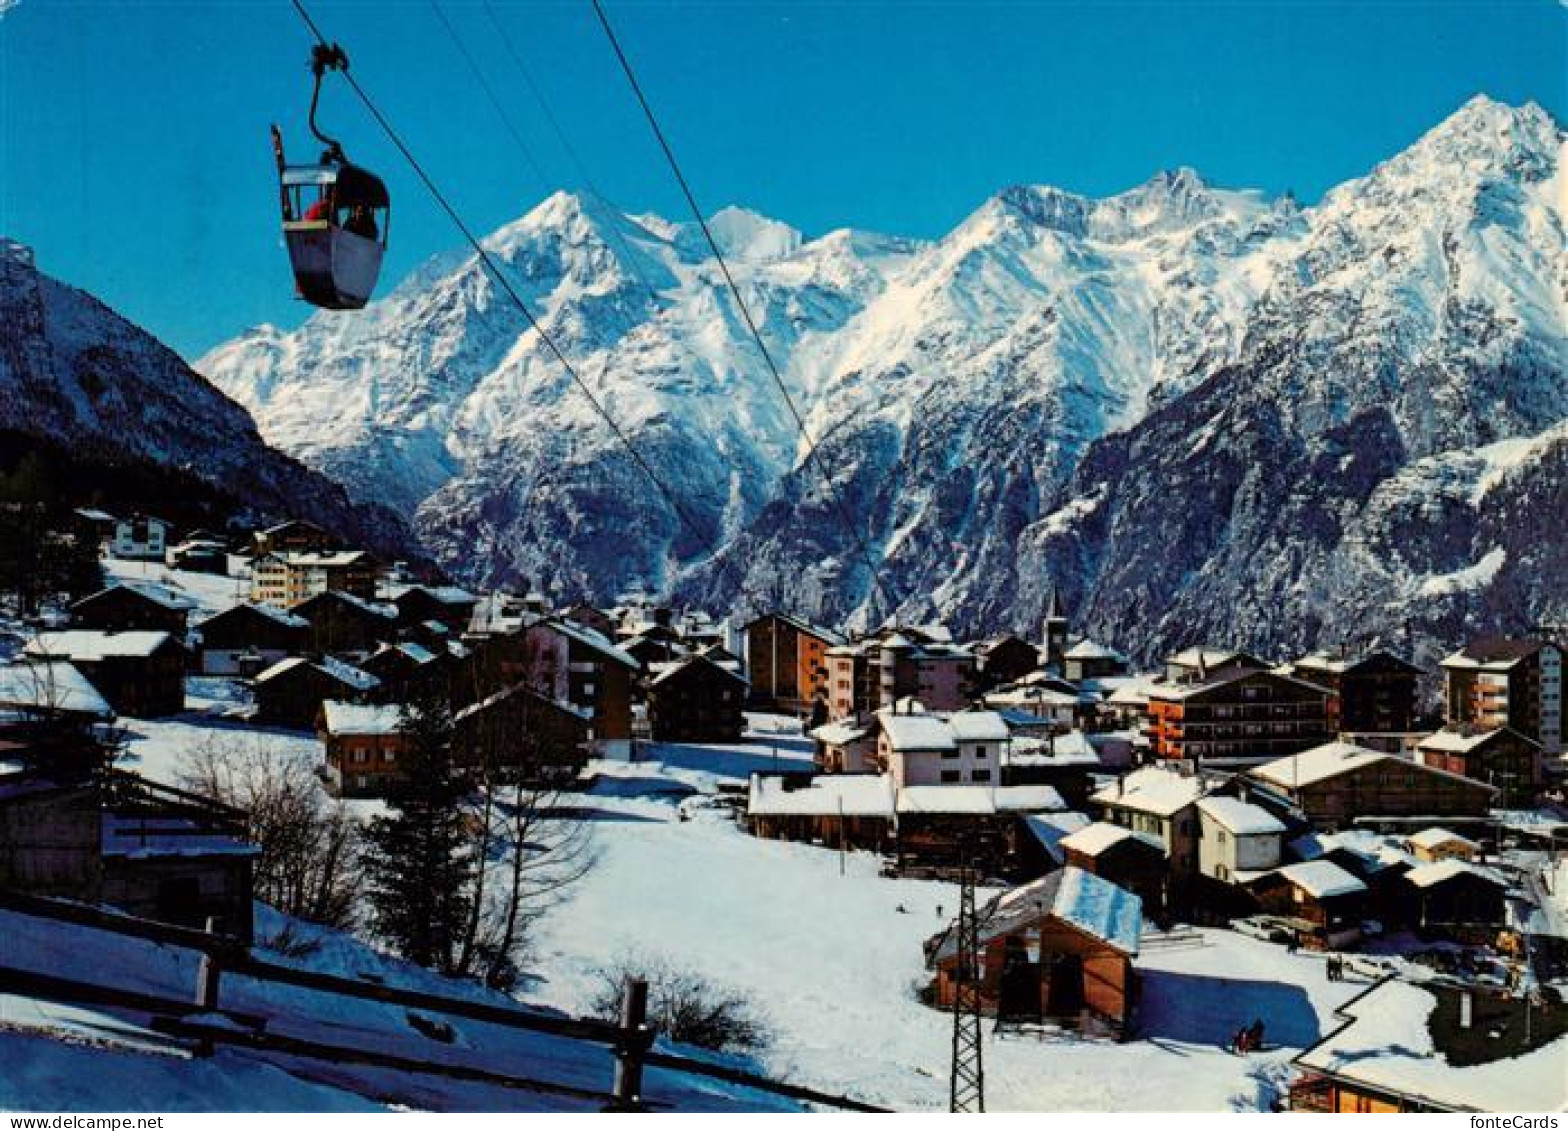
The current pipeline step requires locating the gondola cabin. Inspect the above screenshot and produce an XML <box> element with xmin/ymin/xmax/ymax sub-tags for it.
<box><xmin>278</xmin><ymin>160</ymin><xmax>388</xmax><ymax>310</ymax></box>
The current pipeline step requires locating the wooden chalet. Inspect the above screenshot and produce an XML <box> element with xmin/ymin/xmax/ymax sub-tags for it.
<box><xmin>1404</xmin><ymin>860</ymin><xmax>1509</xmax><ymax>938</ymax></box>
<box><xmin>0</xmin><ymin>769</ymin><xmax>256</xmax><ymax>942</ymax></box>
<box><xmin>1145</xmin><ymin>666</ymin><xmax>1338</xmax><ymax>765</ymax></box>
<box><xmin>1061</xmin><ymin>639</ymin><xmax>1129</xmax><ymax>684</ymax></box>
<box><xmin>252</xmin><ymin>518</ymin><xmax>337</xmax><ymax>557</ymax></box>
<box><xmin>1416</xmin><ymin>726</ymin><xmax>1543</xmax><ymax>808</ymax></box>
<box><xmin>1247</xmin><ymin>860</ymin><xmax>1369</xmax><ymax>949</ymax></box>
<box><xmin>1058</xmin><ymin>821</ymin><xmax>1168</xmax><ymax>918</ymax></box>
<box><xmin>746</xmin><ymin>773</ymin><xmax>895</xmax><ymax>852</ymax></box>
<box><xmin>193</xmin><ymin>602</ymin><xmax>311</xmax><ymax>676</ymax></box>
<box><xmin>522</xmin><ymin>619</ymin><xmax>638</xmax><ymax>757</ymax></box>
<box><xmin>1247</xmin><ymin>742</ymin><xmax>1496</xmax><ymax>830</ymax></box>
<box><xmin>253</xmin><ymin>656</ymin><xmax>378</xmax><ymax>730</ymax></box>
<box><xmin>972</xmin><ymin>633</ymin><xmax>1041</xmax><ymax>691</ymax></box>
<box><xmin>925</xmin><ymin>867</ymin><xmax>1141</xmax><ymax>1037</ymax></box>
<box><xmin>894</xmin><ymin>784</ymin><xmax>1066</xmax><ymax>876</ymax></box>
<box><xmin>71</xmin><ymin>582</ymin><xmax>194</xmax><ymax>636</ymax></box>
<box><xmin>292</xmin><ymin>589</ymin><xmax>398</xmax><ymax>656</ymax></box>
<box><xmin>647</xmin><ymin>654</ymin><xmax>747</xmax><ymax>743</ymax></box>
<box><xmin>1405</xmin><ymin>826</ymin><xmax>1481</xmax><ymax>863</ymax></box>
<box><xmin>450</xmin><ymin>682</ymin><xmax>592</xmax><ymax>783</ymax></box>
<box><xmin>317</xmin><ymin>700</ymin><xmax>408</xmax><ymax>798</ymax></box>
<box><xmin>392</xmin><ymin>584</ymin><xmax>480</xmax><ymax>634</ymax></box>
<box><xmin>24</xmin><ymin>631</ymin><xmax>185</xmax><ymax>717</ymax></box>
<box><xmin>360</xmin><ymin>641</ymin><xmax>450</xmax><ymax>704</ymax></box>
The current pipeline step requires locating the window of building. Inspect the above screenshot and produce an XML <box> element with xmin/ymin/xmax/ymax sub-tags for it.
<box><xmin>941</xmin><ymin>770</ymin><xmax>961</xmax><ymax>783</ymax></box>
<box><xmin>971</xmin><ymin>769</ymin><xmax>991</xmax><ymax>783</ymax></box>
<box><xmin>974</xmin><ymin>745</ymin><xmax>987</xmax><ymax>759</ymax></box>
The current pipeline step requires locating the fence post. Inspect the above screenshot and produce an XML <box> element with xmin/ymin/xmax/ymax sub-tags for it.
<box><xmin>607</xmin><ymin>977</ymin><xmax>650</xmax><ymax>1111</ymax></box>
<box><xmin>191</xmin><ymin>916</ymin><xmax>223</xmax><ymax>1057</ymax></box>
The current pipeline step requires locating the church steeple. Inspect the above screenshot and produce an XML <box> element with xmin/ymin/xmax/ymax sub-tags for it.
<box><xmin>1042</xmin><ymin>585</ymin><xmax>1070</xmax><ymax>671</ymax></box>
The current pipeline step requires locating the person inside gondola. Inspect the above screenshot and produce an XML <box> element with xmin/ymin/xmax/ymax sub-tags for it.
<box><xmin>344</xmin><ymin>204</ymin><xmax>379</xmax><ymax>241</ymax></box>
<box><xmin>303</xmin><ymin>192</ymin><xmax>333</xmax><ymax>223</ymax></box>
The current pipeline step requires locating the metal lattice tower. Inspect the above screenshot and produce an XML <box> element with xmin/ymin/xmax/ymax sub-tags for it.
<box><xmin>949</xmin><ymin>861</ymin><xmax>985</xmax><ymax>1113</ymax></box>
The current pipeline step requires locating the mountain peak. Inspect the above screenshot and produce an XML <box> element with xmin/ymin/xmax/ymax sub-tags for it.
<box><xmin>705</xmin><ymin>206</ymin><xmax>803</xmax><ymax>261</ymax></box>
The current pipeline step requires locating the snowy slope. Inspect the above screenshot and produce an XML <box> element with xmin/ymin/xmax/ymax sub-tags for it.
<box><xmin>0</xmin><ymin>241</ymin><xmax>417</xmax><ymax>561</ymax></box>
<box><xmin>200</xmin><ymin>96</ymin><xmax>1565</xmax><ymax>654</ymax></box>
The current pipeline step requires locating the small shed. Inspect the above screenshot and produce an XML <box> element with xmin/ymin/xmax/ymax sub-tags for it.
<box><xmin>1406</xmin><ymin>827</ymin><xmax>1482</xmax><ymax>864</ymax></box>
<box><xmin>746</xmin><ymin>773</ymin><xmax>895</xmax><ymax>851</ymax></box>
<box><xmin>1404</xmin><ymin>860</ymin><xmax>1509</xmax><ymax>937</ymax></box>
<box><xmin>925</xmin><ymin>866</ymin><xmax>1141</xmax><ymax>1037</ymax></box>
<box><xmin>1060</xmin><ymin>821</ymin><xmax>1168</xmax><ymax>917</ymax></box>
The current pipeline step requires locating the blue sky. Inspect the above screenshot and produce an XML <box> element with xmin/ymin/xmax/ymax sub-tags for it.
<box><xmin>0</xmin><ymin>1</ymin><xmax>1562</xmax><ymax>358</ymax></box>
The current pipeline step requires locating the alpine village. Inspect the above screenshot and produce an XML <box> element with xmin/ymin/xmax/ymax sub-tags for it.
<box><xmin>2</xmin><ymin>0</ymin><xmax>1566</xmax><ymax>1118</ymax></box>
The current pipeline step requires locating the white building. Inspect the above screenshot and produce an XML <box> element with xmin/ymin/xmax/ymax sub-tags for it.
<box><xmin>1195</xmin><ymin>795</ymin><xmax>1286</xmax><ymax>883</ymax></box>
<box><xmin>874</xmin><ymin>708</ymin><xmax>1010</xmax><ymax>787</ymax></box>
<box><xmin>109</xmin><ymin>514</ymin><xmax>172</xmax><ymax>561</ymax></box>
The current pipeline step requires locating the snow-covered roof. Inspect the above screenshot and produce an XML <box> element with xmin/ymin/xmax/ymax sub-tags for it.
<box><xmin>1272</xmin><ymin>860</ymin><xmax>1367</xmax><ymax>899</ymax></box>
<box><xmin>947</xmin><ymin>711</ymin><xmax>1009</xmax><ymax>742</ymax></box>
<box><xmin>77</xmin><ymin>581</ymin><xmax>196</xmax><ymax>611</ymax></box>
<box><xmin>1297</xmin><ymin>980</ymin><xmax>1568</xmax><ymax>1112</ymax></box>
<box><xmin>254</xmin><ymin>656</ymin><xmax>308</xmax><ymax>683</ymax></box>
<box><xmin>1197</xmin><ymin>796</ymin><xmax>1286</xmax><ymax>836</ymax></box>
<box><xmin>1020</xmin><ymin>811</ymin><xmax>1091</xmax><ymax>863</ymax></box>
<box><xmin>992</xmin><ymin>784</ymin><xmax>1067</xmax><ymax>812</ymax></box>
<box><xmin>1404</xmin><ymin>859</ymin><xmax>1507</xmax><ymax>890</ymax></box>
<box><xmin>747</xmin><ymin>773</ymin><xmax>896</xmax><ymax>818</ymax></box>
<box><xmin>648</xmin><ymin>654</ymin><xmax>747</xmax><ymax>688</ymax></box>
<box><xmin>1064</xmin><ymin>639</ymin><xmax>1123</xmax><ymax>661</ymax></box>
<box><xmin>395</xmin><ymin>584</ymin><xmax>478</xmax><ymax>606</ymax></box>
<box><xmin>1248</xmin><ymin>741</ymin><xmax>1388</xmax><ymax>789</ymax></box>
<box><xmin>202</xmin><ymin>602</ymin><xmax>309</xmax><ymax>629</ymax></box>
<box><xmin>809</xmin><ymin>721</ymin><xmax>871</xmax><ymax>746</ymax></box>
<box><xmin>320</xmin><ymin>700</ymin><xmax>405</xmax><ymax>736</ymax></box>
<box><xmin>1407</xmin><ymin>826</ymin><xmax>1481</xmax><ymax>852</ymax></box>
<box><xmin>1060</xmin><ymin>820</ymin><xmax>1162</xmax><ymax>857</ymax></box>
<box><xmin>320</xmin><ymin>655</ymin><xmax>379</xmax><ymax>691</ymax></box>
<box><xmin>931</xmin><ymin>866</ymin><xmax>1142</xmax><ymax>964</ymax></box>
<box><xmin>744</xmin><ymin>612</ymin><xmax>844</xmax><ymax>646</ymax></box>
<box><xmin>1091</xmin><ymin>765</ymin><xmax>1206</xmax><ymax>817</ymax></box>
<box><xmin>26</xmin><ymin>630</ymin><xmax>175</xmax><ymax>661</ymax></box>
<box><xmin>984</xmin><ymin>686</ymin><xmax>1081</xmax><ymax>709</ymax></box>
<box><xmin>1440</xmin><ymin>637</ymin><xmax>1547</xmax><ymax>672</ymax></box>
<box><xmin>262</xmin><ymin>550</ymin><xmax>373</xmax><ymax>567</ymax></box>
<box><xmin>101</xmin><ymin>815</ymin><xmax>257</xmax><ymax>859</ymax></box>
<box><xmin>878</xmin><ymin>712</ymin><xmax>956</xmax><ymax>752</ymax></box>
<box><xmin>1105</xmin><ymin>676</ymin><xmax>1163</xmax><ymax>706</ymax></box>
<box><xmin>0</xmin><ymin>661</ymin><xmax>112</xmax><ymax>717</ymax></box>
<box><xmin>1005</xmin><ymin>730</ymin><xmax>1100</xmax><ymax>767</ymax></box>
<box><xmin>1417</xmin><ymin>726</ymin><xmax>1537</xmax><ymax>753</ymax></box>
<box><xmin>541</xmin><ymin>618</ymin><xmax>640</xmax><ymax>669</ymax></box>
<box><xmin>896</xmin><ymin>785</ymin><xmax>993</xmax><ymax>814</ymax></box>
<box><xmin>1289</xmin><ymin>829</ymin><xmax>1416</xmax><ymax>874</ymax></box>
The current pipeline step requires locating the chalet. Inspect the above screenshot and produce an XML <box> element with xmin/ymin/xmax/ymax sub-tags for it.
<box><xmin>925</xmin><ymin>867</ymin><xmax>1141</xmax><ymax>1037</ymax></box>
<box><xmin>1287</xmin><ymin>828</ymin><xmax>1417</xmax><ymax>925</ymax></box>
<box><xmin>318</xmin><ymin>700</ymin><xmax>407</xmax><ymax>798</ymax></box>
<box><xmin>1091</xmin><ymin>765</ymin><xmax>1208</xmax><ymax>875</ymax></box>
<box><xmin>1145</xmin><ymin>667</ymin><xmax>1338</xmax><ymax>765</ymax></box>
<box><xmin>392</xmin><ymin>584</ymin><xmax>480</xmax><ymax>634</ymax></box>
<box><xmin>1062</xmin><ymin>639</ymin><xmax>1129</xmax><ymax>684</ymax></box>
<box><xmin>71</xmin><ymin>582</ymin><xmax>194</xmax><ymax>636</ymax></box>
<box><xmin>1404</xmin><ymin>860</ymin><xmax>1509</xmax><ymax>937</ymax></box>
<box><xmin>0</xmin><ymin>661</ymin><xmax>113</xmax><ymax>766</ymax></box>
<box><xmin>621</xmin><ymin>631</ymin><xmax>685</xmax><ymax>669</ymax></box>
<box><xmin>1441</xmin><ymin>636</ymin><xmax>1563</xmax><ymax>755</ymax></box>
<box><xmin>1405</xmin><ymin>827</ymin><xmax>1481</xmax><ymax>863</ymax></box>
<box><xmin>522</xmin><ymin>619</ymin><xmax>639</xmax><ymax>756</ymax></box>
<box><xmin>1291</xmin><ymin>980</ymin><xmax>1568</xmax><ymax>1112</ymax></box>
<box><xmin>24</xmin><ymin>631</ymin><xmax>185</xmax><ymax>717</ymax></box>
<box><xmin>1416</xmin><ymin>726</ymin><xmax>1542</xmax><ymax>807</ymax></box>
<box><xmin>0</xmin><ymin>769</ymin><xmax>256</xmax><ymax>942</ymax></box>
<box><xmin>360</xmin><ymin>641</ymin><xmax>449</xmax><ymax>703</ymax></box>
<box><xmin>1016</xmin><ymin>811</ymin><xmax>1092</xmax><ymax>874</ymax></box>
<box><xmin>253</xmin><ymin>656</ymin><xmax>378</xmax><ymax>730</ymax></box>
<box><xmin>166</xmin><ymin>537</ymin><xmax>230</xmax><ymax>574</ymax></box>
<box><xmin>192</xmin><ymin>603</ymin><xmax>310</xmax><ymax>676</ymax></box>
<box><xmin>1289</xmin><ymin>648</ymin><xmax>1422</xmax><ymax>737</ymax></box>
<box><xmin>1195</xmin><ymin>795</ymin><xmax>1286</xmax><ymax>884</ymax></box>
<box><xmin>1059</xmin><ymin>821</ymin><xmax>1167</xmax><ymax>917</ymax></box>
<box><xmin>252</xmin><ymin>519</ymin><xmax>337</xmax><ymax>557</ymax></box>
<box><xmin>1162</xmin><ymin>646</ymin><xmax>1271</xmax><ymax>684</ymax></box>
<box><xmin>894</xmin><ymin>783</ymin><xmax>1066</xmax><ymax>874</ymax></box>
<box><xmin>743</xmin><ymin>613</ymin><xmax>844</xmax><ymax>712</ymax></box>
<box><xmin>109</xmin><ymin>514</ymin><xmax>172</xmax><ymax>561</ymax></box>
<box><xmin>72</xmin><ymin>507</ymin><xmax>119</xmax><ymax>550</ymax></box>
<box><xmin>746</xmin><ymin>772</ymin><xmax>896</xmax><ymax>852</ymax></box>
<box><xmin>809</xmin><ymin>719</ymin><xmax>875</xmax><ymax>773</ymax></box>
<box><xmin>824</xmin><ymin>628</ymin><xmax>976</xmax><ymax>723</ymax></box>
<box><xmin>292</xmin><ymin>589</ymin><xmax>398</xmax><ymax>656</ymax></box>
<box><xmin>982</xmin><ymin>682</ymin><xmax>1083</xmax><ymax>732</ymax></box>
<box><xmin>872</xmin><ymin>709</ymin><xmax>1009</xmax><ymax>787</ymax></box>
<box><xmin>1000</xmin><ymin>729</ymin><xmax>1104</xmax><ymax>807</ymax></box>
<box><xmin>251</xmin><ymin>550</ymin><xmax>379</xmax><ymax>607</ymax></box>
<box><xmin>562</xmin><ymin>601</ymin><xmax>618</xmax><ymax>640</ymax></box>
<box><xmin>971</xmin><ymin>633</ymin><xmax>1041</xmax><ymax>691</ymax></box>
<box><xmin>1248</xmin><ymin>860</ymin><xmax>1368</xmax><ymax>949</ymax></box>
<box><xmin>450</xmin><ymin>682</ymin><xmax>592</xmax><ymax>782</ymax></box>
<box><xmin>647</xmin><ymin>654</ymin><xmax>747</xmax><ymax>743</ymax></box>
<box><xmin>1247</xmin><ymin>742</ymin><xmax>1496</xmax><ymax>829</ymax></box>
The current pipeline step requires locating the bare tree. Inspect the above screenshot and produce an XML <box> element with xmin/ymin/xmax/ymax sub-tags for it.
<box><xmin>181</xmin><ymin>733</ymin><xmax>361</xmax><ymax>930</ymax></box>
<box><xmin>591</xmin><ymin>954</ymin><xmax>772</xmax><ymax>1053</ymax></box>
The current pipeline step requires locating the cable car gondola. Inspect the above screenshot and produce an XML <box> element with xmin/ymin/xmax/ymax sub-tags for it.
<box><xmin>271</xmin><ymin>43</ymin><xmax>389</xmax><ymax>310</ymax></box>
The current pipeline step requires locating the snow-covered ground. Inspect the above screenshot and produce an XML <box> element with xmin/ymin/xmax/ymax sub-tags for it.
<box><xmin>527</xmin><ymin>722</ymin><xmax>1366</xmax><ymax>1112</ymax></box>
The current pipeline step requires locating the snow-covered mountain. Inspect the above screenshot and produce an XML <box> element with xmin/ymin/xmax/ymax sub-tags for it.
<box><xmin>200</xmin><ymin>95</ymin><xmax>1565</xmax><ymax>658</ymax></box>
<box><xmin>0</xmin><ymin>239</ymin><xmax>416</xmax><ymax>558</ymax></box>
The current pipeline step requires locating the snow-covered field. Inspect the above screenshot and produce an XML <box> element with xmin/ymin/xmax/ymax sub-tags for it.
<box><xmin>15</xmin><ymin>709</ymin><xmax>1389</xmax><ymax>1110</ymax></box>
<box><xmin>525</xmin><ymin>721</ymin><xmax>1365</xmax><ymax>1112</ymax></box>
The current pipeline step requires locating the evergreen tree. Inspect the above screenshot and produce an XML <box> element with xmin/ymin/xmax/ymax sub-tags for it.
<box><xmin>361</xmin><ymin>685</ymin><xmax>473</xmax><ymax>971</ymax></box>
